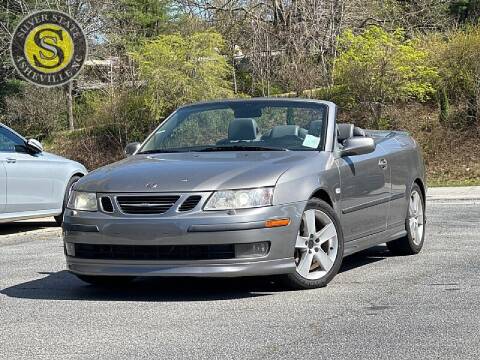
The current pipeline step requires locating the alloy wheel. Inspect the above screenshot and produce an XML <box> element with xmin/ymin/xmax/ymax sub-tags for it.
<box><xmin>294</xmin><ymin>209</ymin><xmax>338</xmax><ymax>280</ymax></box>
<box><xmin>409</xmin><ymin>190</ymin><xmax>424</xmax><ymax>245</ymax></box>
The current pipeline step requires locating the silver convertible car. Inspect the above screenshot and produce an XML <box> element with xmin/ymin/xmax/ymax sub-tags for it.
<box><xmin>63</xmin><ymin>99</ymin><xmax>426</xmax><ymax>289</ymax></box>
<box><xmin>0</xmin><ymin>123</ymin><xmax>87</xmax><ymax>224</ymax></box>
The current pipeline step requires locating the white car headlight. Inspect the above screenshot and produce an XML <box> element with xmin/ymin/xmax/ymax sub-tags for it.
<box><xmin>67</xmin><ymin>191</ymin><xmax>98</xmax><ymax>212</ymax></box>
<box><xmin>204</xmin><ymin>187</ymin><xmax>274</xmax><ymax>210</ymax></box>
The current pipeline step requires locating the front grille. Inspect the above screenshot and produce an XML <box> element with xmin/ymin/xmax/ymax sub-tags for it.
<box><xmin>178</xmin><ymin>195</ymin><xmax>202</xmax><ymax>212</ymax></box>
<box><xmin>116</xmin><ymin>195</ymin><xmax>180</xmax><ymax>214</ymax></box>
<box><xmin>100</xmin><ymin>197</ymin><xmax>114</xmax><ymax>213</ymax></box>
<box><xmin>74</xmin><ymin>243</ymin><xmax>235</xmax><ymax>260</ymax></box>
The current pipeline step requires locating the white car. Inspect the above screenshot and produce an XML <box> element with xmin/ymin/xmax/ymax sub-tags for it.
<box><xmin>0</xmin><ymin>123</ymin><xmax>87</xmax><ymax>224</ymax></box>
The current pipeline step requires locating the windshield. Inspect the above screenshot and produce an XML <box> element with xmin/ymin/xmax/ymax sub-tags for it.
<box><xmin>139</xmin><ymin>100</ymin><xmax>328</xmax><ymax>153</ymax></box>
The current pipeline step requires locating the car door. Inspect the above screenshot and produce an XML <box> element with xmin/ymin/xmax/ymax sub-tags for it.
<box><xmin>382</xmin><ymin>137</ymin><xmax>412</xmax><ymax>229</ymax></box>
<box><xmin>0</xmin><ymin>161</ymin><xmax>5</xmax><ymax>212</ymax></box>
<box><xmin>0</xmin><ymin>127</ymin><xmax>16</xmax><ymax>213</ymax></box>
<box><xmin>0</xmin><ymin>125</ymin><xmax>54</xmax><ymax>213</ymax></box>
<box><xmin>336</xmin><ymin>142</ymin><xmax>391</xmax><ymax>242</ymax></box>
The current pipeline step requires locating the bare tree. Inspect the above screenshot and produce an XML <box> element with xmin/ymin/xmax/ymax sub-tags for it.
<box><xmin>364</xmin><ymin>0</ymin><xmax>452</xmax><ymax>33</ymax></box>
<box><xmin>175</xmin><ymin>0</ymin><xmax>357</xmax><ymax>94</ymax></box>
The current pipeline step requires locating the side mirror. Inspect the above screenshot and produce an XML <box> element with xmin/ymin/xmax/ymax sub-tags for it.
<box><xmin>124</xmin><ymin>142</ymin><xmax>141</xmax><ymax>157</ymax></box>
<box><xmin>341</xmin><ymin>137</ymin><xmax>375</xmax><ymax>157</ymax></box>
<box><xmin>26</xmin><ymin>138</ymin><xmax>43</xmax><ymax>153</ymax></box>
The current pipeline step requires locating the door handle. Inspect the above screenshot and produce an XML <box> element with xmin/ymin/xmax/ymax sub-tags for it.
<box><xmin>6</xmin><ymin>158</ymin><xmax>16</xmax><ymax>164</ymax></box>
<box><xmin>378</xmin><ymin>158</ymin><xmax>388</xmax><ymax>169</ymax></box>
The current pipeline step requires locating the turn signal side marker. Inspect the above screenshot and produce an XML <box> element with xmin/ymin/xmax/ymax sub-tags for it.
<box><xmin>265</xmin><ymin>218</ymin><xmax>290</xmax><ymax>228</ymax></box>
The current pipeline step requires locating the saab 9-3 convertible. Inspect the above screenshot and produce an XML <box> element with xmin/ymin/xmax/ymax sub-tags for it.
<box><xmin>63</xmin><ymin>99</ymin><xmax>426</xmax><ymax>289</ymax></box>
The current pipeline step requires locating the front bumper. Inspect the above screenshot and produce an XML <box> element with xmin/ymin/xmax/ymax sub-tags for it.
<box><xmin>63</xmin><ymin>201</ymin><xmax>306</xmax><ymax>277</ymax></box>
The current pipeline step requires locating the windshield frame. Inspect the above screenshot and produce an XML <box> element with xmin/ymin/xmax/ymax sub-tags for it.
<box><xmin>137</xmin><ymin>99</ymin><xmax>330</xmax><ymax>154</ymax></box>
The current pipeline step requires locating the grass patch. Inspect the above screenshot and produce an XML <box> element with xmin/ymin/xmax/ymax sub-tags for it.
<box><xmin>427</xmin><ymin>179</ymin><xmax>480</xmax><ymax>187</ymax></box>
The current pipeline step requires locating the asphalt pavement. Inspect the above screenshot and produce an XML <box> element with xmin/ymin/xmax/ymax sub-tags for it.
<box><xmin>1</xmin><ymin>191</ymin><xmax>479</xmax><ymax>360</ymax></box>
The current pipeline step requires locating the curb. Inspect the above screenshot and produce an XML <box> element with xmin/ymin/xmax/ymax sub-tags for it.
<box><xmin>427</xmin><ymin>186</ymin><xmax>480</xmax><ymax>201</ymax></box>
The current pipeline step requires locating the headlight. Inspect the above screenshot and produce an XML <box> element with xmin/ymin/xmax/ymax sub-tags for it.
<box><xmin>67</xmin><ymin>191</ymin><xmax>98</xmax><ymax>212</ymax></box>
<box><xmin>204</xmin><ymin>187</ymin><xmax>274</xmax><ymax>210</ymax></box>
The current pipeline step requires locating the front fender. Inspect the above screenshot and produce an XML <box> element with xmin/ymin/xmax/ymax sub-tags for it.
<box><xmin>273</xmin><ymin>152</ymin><xmax>340</xmax><ymax>211</ymax></box>
<box><xmin>54</xmin><ymin>161</ymin><xmax>87</xmax><ymax>208</ymax></box>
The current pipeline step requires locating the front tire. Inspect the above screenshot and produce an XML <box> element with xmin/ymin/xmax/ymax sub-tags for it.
<box><xmin>282</xmin><ymin>198</ymin><xmax>344</xmax><ymax>290</ymax></box>
<box><xmin>387</xmin><ymin>183</ymin><xmax>425</xmax><ymax>255</ymax></box>
<box><xmin>55</xmin><ymin>175</ymin><xmax>81</xmax><ymax>226</ymax></box>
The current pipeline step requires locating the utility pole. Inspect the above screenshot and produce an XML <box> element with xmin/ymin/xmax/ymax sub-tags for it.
<box><xmin>66</xmin><ymin>81</ymin><xmax>74</xmax><ymax>131</ymax></box>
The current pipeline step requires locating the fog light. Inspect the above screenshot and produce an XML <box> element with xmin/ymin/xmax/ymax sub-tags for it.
<box><xmin>65</xmin><ymin>242</ymin><xmax>75</xmax><ymax>256</ymax></box>
<box><xmin>235</xmin><ymin>242</ymin><xmax>270</xmax><ymax>258</ymax></box>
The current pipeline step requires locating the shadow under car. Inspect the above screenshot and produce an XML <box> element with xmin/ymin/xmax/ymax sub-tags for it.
<box><xmin>0</xmin><ymin>245</ymin><xmax>392</xmax><ymax>302</ymax></box>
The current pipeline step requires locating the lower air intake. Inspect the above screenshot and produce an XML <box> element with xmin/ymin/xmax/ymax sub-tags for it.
<box><xmin>74</xmin><ymin>243</ymin><xmax>236</xmax><ymax>261</ymax></box>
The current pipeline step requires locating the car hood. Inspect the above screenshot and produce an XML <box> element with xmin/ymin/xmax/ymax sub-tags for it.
<box><xmin>42</xmin><ymin>151</ymin><xmax>87</xmax><ymax>172</ymax></box>
<box><xmin>42</xmin><ymin>151</ymin><xmax>73</xmax><ymax>161</ymax></box>
<box><xmin>75</xmin><ymin>151</ymin><xmax>317</xmax><ymax>193</ymax></box>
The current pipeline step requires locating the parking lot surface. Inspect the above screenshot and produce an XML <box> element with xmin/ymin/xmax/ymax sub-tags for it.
<box><xmin>1</xmin><ymin>199</ymin><xmax>479</xmax><ymax>360</ymax></box>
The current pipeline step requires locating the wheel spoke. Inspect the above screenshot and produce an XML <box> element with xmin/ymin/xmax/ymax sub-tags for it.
<box><xmin>417</xmin><ymin>226</ymin><xmax>423</xmax><ymax>240</ymax></box>
<box><xmin>409</xmin><ymin>217</ymin><xmax>416</xmax><ymax>234</ymax></box>
<box><xmin>411</xmin><ymin>219</ymin><xmax>418</xmax><ymax>241</ymax></box>
<box><xmin>295</xmin><ymin>235</ymin><xmax>308</xmax><ymax>250</ymax></box>
<box><xmin>413</xmin><ymin>193</ymin><xmax>420</xmax><ymax>215</ymax></box>
<box><xmin>315</xmin><ymin>223</ymin><xmax>336</xmax><ymax>244</ymax></box>
<box><xmin>417</xmin><ymin>198</ymin><xmax>424</xmax><ymax>221</ymax></box>
<box><xmin>314</xmin><ymin>250</ymin><xmax>334</xmax><ymax>271</ymax></box>
<box><xmin>304</xmin><ymin>210</ymin><xmax>316</xmax><ymax>236</ymax></box>
<box><xmin>297</xmin><ymin>251</ymin><xmax>314</xmax><ymax>277</ymax></box>
<box><xmin>409</xmin><ymin>193</ymin><xmax>416</xmax><ymax>215</ymax></box>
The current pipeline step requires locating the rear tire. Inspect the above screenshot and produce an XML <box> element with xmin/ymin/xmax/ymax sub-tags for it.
<box><xmin>282</xmin><ymin>198</ymin><xmax>344</xmax><ymax>290</ymax></box>
<box><xmin>387</xmin><ymin>183</ymin><xmax>425</xmax><ymax>255</ymax></box>
<box><xmin>55</xmin><ymin>175</ymin><xmax>81</xmax><ymax>226</ymax></box>
<box><xmin>74</xmin><ymin>274</ymin><xmax>134</xmax><ymax>287</ymax></box>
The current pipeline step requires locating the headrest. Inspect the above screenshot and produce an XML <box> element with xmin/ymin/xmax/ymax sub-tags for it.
<box><xmin>270</xmin><ymin>125</ymin><xmax>299</xmax><ymax>138</ymax></box>
<box><xmin>308</xmin><ymin>120</ymin><xmax>323</xmax><ymax>137</ymax></box>
<box><xmin>228</xmin><ymin>118</ymin><xmax>258</xmax><ymax>141</ymax></box>
<box><xmin>353</xmin><ymin>126</ymin><xmax>366</xmax><ymax>137</ymax></box>
<box><xmin>337</xmin><ymin>123</ymin><xmax>354</xmax><ymax>142</ymax></box>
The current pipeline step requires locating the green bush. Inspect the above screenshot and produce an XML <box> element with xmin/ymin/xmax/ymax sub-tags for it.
<box><xmin>0</xmin><ymin>80</ymin><xmax>23</xmax><ymax>112</ymax></box>
<box><xmin>334</xmin><ymin>26</ymin><xmax>438</xmax><ymax>126</ymax></box>
<box><xmin>2</xmin><ymin>83</ymin><xmax>67</xmax><ymax>139</ymax></box>
<box><xmin>438</xmin><ymin>87</ymin><xmax>450</xmax><ymax>125</ymax></box>
<box><xmin>77</xmin><ymin>88</ymin><xmax>158</xmax><ymax>145</ymax></box>
<box><xmin>426</xmin><ymin>26</ymin><xmax>480</xmax><ymax>128</ymax></box>
<box><xmin>130</xmin><ymin>31</ymin><xmax>234</xmax><ymax>118</ymax></box>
